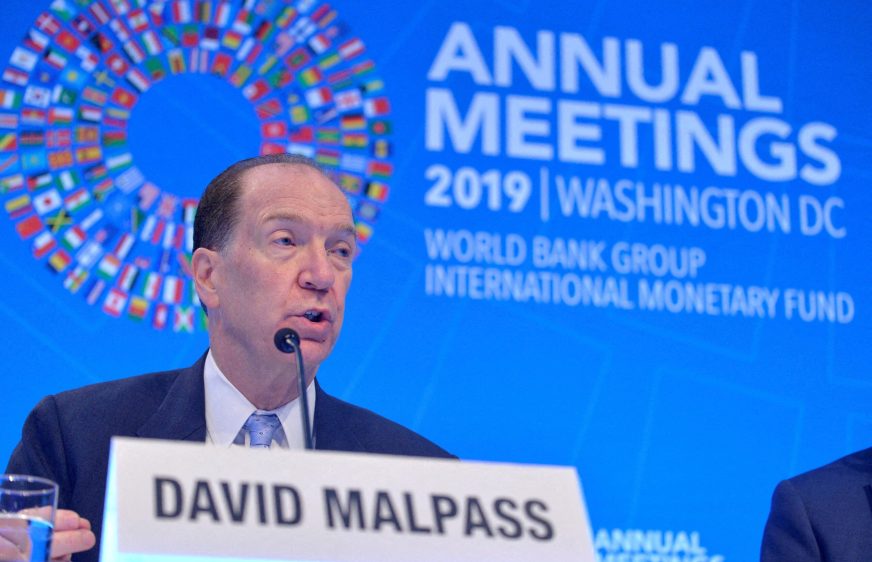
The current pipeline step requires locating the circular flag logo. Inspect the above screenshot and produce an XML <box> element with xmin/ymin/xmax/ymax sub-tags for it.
<box><xmin>0</xmin><ymin>0</ymin><xmax>393</xmax><ymax>333</ymax></box>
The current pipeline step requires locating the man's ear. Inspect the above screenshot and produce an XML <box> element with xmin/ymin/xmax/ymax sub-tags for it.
<box><xmin>191</xmin><ymin>247</ymin><xmax>220</xmax><ymax>310</ymax></box>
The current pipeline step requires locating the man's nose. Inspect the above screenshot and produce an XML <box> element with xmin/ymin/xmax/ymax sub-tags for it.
<box><xmin>298</xmin><ymin>244</ymin><xmax>335</xmax><ymax>291</ymax></box>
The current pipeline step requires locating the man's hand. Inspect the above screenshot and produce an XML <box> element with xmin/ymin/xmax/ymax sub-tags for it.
<box><xmin>49</xmin><ymin>510</ymin><xmax>95</xmax><ymax>562</ymax></box>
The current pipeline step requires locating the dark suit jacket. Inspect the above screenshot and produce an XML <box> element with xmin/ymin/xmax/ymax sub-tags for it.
<box><xmin>760</xmin><ymin>447</ymin><xmax>872</xmax><ymax>561</ymax></box>
<box><xmin>6</xmin><ymin>355</ymin><xmax>453</xmax><ymax>562</ymax></box>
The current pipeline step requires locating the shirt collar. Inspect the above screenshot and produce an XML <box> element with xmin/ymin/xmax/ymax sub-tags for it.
<box><xmin>203</xmin><ymin>349</ymin><xmax>316</xmax><ymax>449</ymax></box>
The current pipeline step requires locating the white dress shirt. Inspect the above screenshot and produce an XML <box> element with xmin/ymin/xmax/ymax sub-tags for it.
<box><xmin>203</xmin><ymin>349</ymin><xmax>316</xmax><ymax>449</ymax></box>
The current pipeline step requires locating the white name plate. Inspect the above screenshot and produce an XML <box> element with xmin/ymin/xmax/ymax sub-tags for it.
<box><xmin>101</xmin><ymin>437</ymin><xmax>595</xmax><ymax>562</ymax></box>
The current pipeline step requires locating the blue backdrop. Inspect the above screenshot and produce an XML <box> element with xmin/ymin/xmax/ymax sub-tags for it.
<box><xmin>0</xmin><ymin>1</ymin><xmax>869</xmax><ymax>560</ymax></box>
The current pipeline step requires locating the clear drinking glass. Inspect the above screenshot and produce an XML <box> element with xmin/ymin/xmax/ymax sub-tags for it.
<box><xmin>0</xmin><ymin>475</ymin><xmax>57</xmax><ymax>562</ymax></box>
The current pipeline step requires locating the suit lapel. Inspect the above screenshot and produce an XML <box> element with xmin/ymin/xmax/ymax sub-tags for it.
<box><xmin>136</xmin><ymin>353</ymin><xmax>208</xmax><ymax>442</ymax></box>
<box><xmin>313</xmin><ymin>380</ymin><xmax>365</xmax><ymax>453</ymax></box>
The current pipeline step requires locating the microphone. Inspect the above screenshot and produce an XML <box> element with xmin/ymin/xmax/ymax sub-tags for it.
<box><xmin>273</xmin><ymin>328</ymin><xmax>313</xmax><ymax>450</ymax></box>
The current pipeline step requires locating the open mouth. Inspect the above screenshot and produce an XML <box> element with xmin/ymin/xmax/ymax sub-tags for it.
<box><xmin>303</xmin><ymin>310</ymin><xmax>324</xmax><ymax>323</ymax></box>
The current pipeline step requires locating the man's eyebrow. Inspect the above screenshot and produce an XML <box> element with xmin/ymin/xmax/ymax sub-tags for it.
<box><xmin>262</xmin><ymin>212</ymin><xmax>357</xmax><ymax>239</ymax></box>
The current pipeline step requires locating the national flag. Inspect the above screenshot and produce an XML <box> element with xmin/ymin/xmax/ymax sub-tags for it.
<box><xmin>125</xmin><ymin>68</ymin><xmax>149</xmax><ymax>92</ymax></box>
<box><xmin>298</xmin><ymin>67</ymin><xmax>321</xmax><ymax>87</ymax></box>
<box><xmin>310</xmin><ymin>4</ymin><xmax>334</xmax><ymax>26</ymax></box>
<box><xmin>0</xmin><ymin>153</ymin><xmax>20</xmax><ymax>175</ymax></box>
<box><xmin>226</xmin><ymin>64</ymin><xmax>250</xmax><ymax>88</ymax></box>
<box><xmin>361</xmin><ymin>78</ymin><xmax>385</xmax><ymax>94</ymax></box>
<box><xmin>342</xmin><ymin>132</ymin><xmax>367</xmax><ymax>149</ymax></box>
<box><xmin>83</xmin><ymin>163</ymin><xmax>108</xmax><ymax>181</ymax></box>
<box><xmin>109</xmin><ymin>18</ymin><xmax>130</xmax><ymax>41</ymax></box>
<box><xmin>24</xmin><ymin>86</ymin><xmax>51</xmax><ymax>108</ymax></box>
<box><xmin>143</xmin><ymin>58</ymin><xmax>166</xmax><ymax>81</ymax></box>
<box><xmin>20</xmin><ymin>130</ymin><xmax>44</xmax><ymax>146</ymax></box>
<box><xmin>116</xmin><ymin>263</ymin><xmax>138</xmax><ymax>290</ymax></box>
<box><xmin>82</xmin><ymin>86</ymin><xmax>108</xmax><ymax>105</ymax></box>
<box><xmin>122</xmin><ymin>40</ymin><xmax>146</xmax><ymax>63</ymax></box>
<box><xmin>92</xmin><ymin>33</ymin><xmax>114</xmax><ymax>56</ymax></box>
<box><xmin>168</xmin><ymin>49</ymin><xmax>186</xmax><ymax>74</ymax></box>
<box><xmin>181</xmin><ymin>24</ymin><xmax>199</xmax><ymax>47</ymax></box>
<box><xmin>317</xmin><ymin>128</ymin><xmax>339</xmax><ymax>144</ymax></box>
<box><xmin>75</xmin><ymin>146</ymin><xmax>102</xmax><ymax>164</ymax></box>
<box><xmin>10</xmin><ymin>47</ymin><xmax>39</xmax><ymax>71</ymax></box>
<box><xmin>102</xmin><ymin>288</ymin><xmax>127</xmax><ymax>316</ymax></box>
<box><xmin>317</xmin><ymin>53</ymin><xmax>340</xmax><ymax>70</ymax></box>
<box><xmin>27</xmin><ymin>171</ymin><xmax>52</xmax><ymax>190</ymax></box>
<box><xmin>97</xmin><ymin>253</ymin><xmax>121</xmax><ymax>279</ymax></box>
<box><xmin>79</xmin><ymin>105</ymin><xmax>103</xmax><ymax>123</ymax></box>
<box><xmin>232</xmin><ymin>8</ymin><xmax>253</xmax><ymax>33</ymax></box>
<box><xmin>265</xmin><ymin>68</ymin><xmax>290</xmax><ymax>88</ymax></box>
<box><xmin>305</xmin><ymin>87</ymin><xmax>332</xmax><ymax>107</ymax></box>
<box><xmin>2</xmin><ymin>67</ymin><xmax>28</xmax><ymax>87</ymax></box>
<box><xmin>127</xmin><ymin>296</ymin><xmax>149</xmax><ymax>319</ymax></box>
<box><xmin>127</xmin><ymin>8</ymin><xmax>149</xmax><ymax>32</ymax></box>
<box><xmin>201</xmin><ymin>26</ymin><xmax>220</xmax><ymax>50</ymax></box>
<box><xmin>86</xmin><ymin>278</ymin><xmax>106</xmax><ymax>305</ymax></box>
<box><xmin>110</xmin><ymin>86</ymin><xmax>137</xmax><ymax>108</ymax></box>
<box><xmin>340</xmin><ymin>113</ymin><xmax>365</xmax><ymax>130</ymax></box>
<box><xmin>48</xmin><ymin>107</ymin><xmax>73</xmax><ymax>124</ymax></box>
<box><xmin>32</xmin><ymin>230</ymin><xmax>56</xmax><ymax>258</ymax></box>
<box><xmin>222</xmin><ymin>30</ymin><xmax>242</xmax><ymax>50</ymax></box>
<box><xmin>16</xmin><ymin>214</ymin><xmax>43</xmax><ymax>239</ymax></box>
<box><xmin>63</xmin><ymin>265</ymin><xmax>88</xmax><ymax>293</ymax></box>
<box><xmin>0</xmin><ymin>173</ymin><xmax>24</xmax><ymax>193</ymax></box>
<box><xmin>75</xmin><ymin>125</ymin><xmax>99</xmax><ymax>143</ymax></box>
<box><xmin>114</xmin><ymin>232</ymin><xmax>134</xmax><ymax>258</ymax></box>
<box><xmin>352</xmin><ymin>60</ymin><xmax>375</xmax><ymax>76</ymax></box>
<box><xmin>368</xmin><ymin>161</ymin><xmax>393</xmax><ymax>179</ymax></box>
<box><xmin>34</xmin><ymin>189</ymin><xmax>62</xmax><ymax>215</ymax></box>
<box><xmin>162</xmin><ymin>275</ymin><xmax>183</xmax><ymax>303</ymax></box>
<box><xmin>106</xmin><ymin>52</ymin><xmax>130</xmax><ymax>76</ymax></box>
<box><xmin>44</xmin><ymin>48</ymin><xmax>69</xmax><ymax>70</ymax></box>
<box><xmin>72</xmin><ymin>14</ymin><xmax>96</xmax><ymax>37</ymax></box>
<box><xmin>210</xmin><ymin>52</ymin><xmax>232</xmax><ymax>76</ymax></box>
<box><xmin>45</xmin><ymin>208</ymin><xmax>71</xmax><ymax>231</ymax></box>
<box><xmin>142</xmin><ymin>272</ymin><xmax>161</xmax><ymax>299</ymax></box>
<box><xmin>93</xmin><ymin>177</ymin><xmax>114</xmax><ymax>200</ymax></box>
<box><xmin>242</xmin><ymin>79</ymin><xmax>269</xmax><ymax>101</ymax></box>
<box><xmin>173</xmin><ymin>306</ymin><xmax>194</xmax><ymax>332</ymax></box>
<box><xmin>339</xmin><ymin>39</ymin><xmax>364</xmax><ymax>60</ymax></box>
<box><xmin>137</xmin><ymin>182</ymin><xmax>160</xmax><ymax>209</ymax></box>
<box><xmin>106</xmin><ymin>152</ymin><xmax>132</xmax><ymax>171</ymax></box>
<box><xmin>289</xmin><ymin>104</ymin><xmax>309</xmax><ymax>124</ymax></box>
<box><xmin>287</xmin><ymin>143</ymin><xmax>314</xmax><ymax>158</ymax></box>
<box><xmin>275</xmin><ymin>5</ymin><xmax>297</xmax><ymax>28</ymax></box>
<box><xmin>102</xmin><ymin>130</ymin><xmax>127</xmax><ymax>147</ymax></box>
<box><xmin>334</xmin><ymin>89</ymin><xmax>362</xmax><ymax>111</ymax></box>
<box><xmin>369</xmin><ymin>119</ymin><xmax>391</xmax><ymax>135</ymax></box>
<box><xmin>354</xmin><ymin>221</ymin><xmax>372</xmax><ymax>244</ymax></box>
<box><xmin>48</xmin><ymin>249</ymin><xmax>72</xmax><ymax>272</ymax></box>
<box><xmin>64</xmin><ymin>188</ymin><xmax>90</xmax><ymax>212</ymax></box>
<box><xmin>172</xmin><ymin>0</ymin><xmax>192</xmax><ymax>23</ymax></box>
<box><xmin>156</xmin><ymin>193</ymin><xmax>178</xmax><ymax>217</ymax></box>
<box><xmin>0</xmin><ymin>133</ymin><xmax>17</xmax><ymax>151</ymax></box>
<box><xmin>340</xmin><ymin>153</ymin><xmax>366</xmax><ymax>173</ymax></box>
<box><xmin>115</xmin><ymin>166</ymin><xmax>143</xmax><ymax>192</ymax></box>
<box><xmin>56</xmin><ymin>169</ymin><xmax>80</xmax><ymax>191</ymax></box>
<box><xmin>109</xmin><ymin>0</ymin><xmax>132</xmax><ymax>15</ymax></box>
<box><xmin>79</xmin><ymin>208</ymin><xmax>102</xmax><ymax>231</ymax></box>
<box><xmin>261</xmin><ymin>122</ymin><xmax>287</xmax><ymax>139</ymax></box>
<box><xmin>52</xmin><ymin>84</ymin><xmax>77</xmax><ymax>106</ymax></box>
<box><xmin>20</xmin><ymin>108</ymin><xmax>45</xmax><ymax>124</ymax></box>
<box><xmin>339</xmin><ymin>173</ymin><xmax>362</xmax><ymax>194</ymax></box>
<box><xmin>5</xmin><ymin>194</ymin><xmax>33</xmax><ymax>218</ymax></box>
<box><xmin>48</xmin><ymin>149</ymin><xmax>73</xmax><ymax>169</ymax></box>
<box><xmin>46</xmin><ymin>128</ymin><xmax>72</xmax><ymax>147</ymax></box>
<box><xmin>254</xmin><ymin>99</ymin><xmax>281</xmax><ymax>119</ymax></box>
<box><xmin>372</xmin><ymin>139</ymin><xmax>391</xmax><ymax>158</ymax></box>
<box><xmin>289</xmin><ymin>125</ymin><xmax>313</xmax><ymax>142</ymax></box>
<box><xmin>153</xmin><ymin>303</ymin><xmax>168</xmax><ymax>329</ymax></box>
<box><xmin>142</xmin><ymin>31</ymin><xmax>162</xmax><ymax>55</ymax></box>
<box><xmin>0</xmin><ymin>90</ymin><xmax>20</xmax><ymax>110</ymax></box>
<box><xmin>36</xmin><ymin>12</ymin><xmax>62</xmax><ymax>34</ymax></box>
<box><xmin>61</xmin><ymin>225</ymin><xmax>86</xmax><ymax>250</ymax></box>
<box><xmin>308</xmin><ymin>34</ymin><xmax>329</xmax><ymax>54</ymax></box>
<box><xmin>89</xmin><ymin>2</ymin><xmax>111</xmax><ymax>24</ymax></box>
<box><xmin>364</xmin><ymin>97</ymin><xmax>390</xmax><ymax>117</ymax></box>
<box><xmin>78</xmin><ymin>46</ymin><xmax>99</xmax><ymax>73</ymax></box>
<box><xmin>21</xmin><ymin>150</ymin><xmax>48</xmax><ymax>171</ymax></box>
<box><xmin>315</xmin><ymin>148</ymin><xmax>339</xmax><ymax>167</ymax></box>
<box><xmin>365</xmin><ymin>181</ymin><xmax>389</xmax><ymax>202</ymax></box>
<box><xmin>285</xmin><ymin>48</ymin><xmax>310</xmax><ymax>70</ymax></box>
<box><xmin>56</xmin><ymin>30</ymin><xmax>80</xmax><ymax>53</ymax></box>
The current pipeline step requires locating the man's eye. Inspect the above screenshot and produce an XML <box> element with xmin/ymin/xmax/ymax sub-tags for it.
<box><xmin>275</xmin><ymin>236</ymin><xmax>294</xmax><ymax>246</ymax></box>
<box><xmin>331</xmin><ymin>246</ymin><xmax>352</xmax><ymax>258</ymax></box>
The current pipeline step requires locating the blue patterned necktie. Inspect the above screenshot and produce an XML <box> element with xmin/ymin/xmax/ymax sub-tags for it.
<box><xmin>242</xmin><ymin>413</ymin><xmax>282</xmax><ymax>449</ymax></box>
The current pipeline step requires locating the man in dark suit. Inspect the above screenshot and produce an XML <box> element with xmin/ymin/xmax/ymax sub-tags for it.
<box><xmin>6</xmin><ymin>154</ymin><xmax>452</xmax><ymax>561</ymax></box>
<box><xmin>760</xmin><ymin>447</ymin><xmax>872</xmax><ymax>561</ymax></box>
